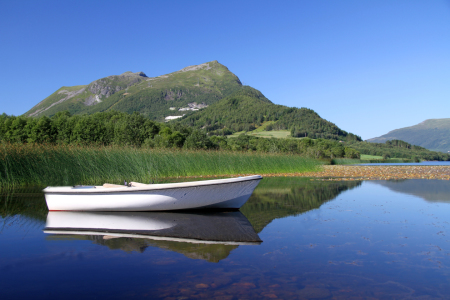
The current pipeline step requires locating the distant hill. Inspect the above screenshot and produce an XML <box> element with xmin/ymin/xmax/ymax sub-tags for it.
<box><xmin>25</xmin><ymin>61</ymin><xmax>243</xmax><ymax>121</ymax></box>
<box><xmin>368</xmin><ymin>119</ymin><xmax>450</xmax><ymax>153</ymax></box>
<box><xmin>177</xmin><ymin>86</ymin><xmax>361</xmax><ymax>141</ymax></box>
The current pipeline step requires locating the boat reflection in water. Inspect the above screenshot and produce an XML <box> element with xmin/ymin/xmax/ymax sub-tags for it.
<box><xmin>44</xmin><ymin>211</ymin><xmax>262</xmax><ymax>262</ymax></box>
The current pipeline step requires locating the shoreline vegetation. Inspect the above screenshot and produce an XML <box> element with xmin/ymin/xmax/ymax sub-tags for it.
<box><xmin>0</xmin><ymin>143</ymin><xmax>322</xmax><ymax>188</ymax></box>
<box><xmin>1</xmin><ymin>143</ymin><xmax>449</xmax><ymax>189</ymax></box>
<box><xmin>1</xmin><ymin>111</ymin><xmax>449</xmax><ymax>163</ymax></box>
<box><xmin>1</xmin><ymin>110</ymin><xmax>449</xmax><ymax>187</ymax></box>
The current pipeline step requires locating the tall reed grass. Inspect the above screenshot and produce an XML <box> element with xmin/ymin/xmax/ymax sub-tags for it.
<box><xmin>0</xmin><ymin>143</ymin><xmax>321</xmax><ymax>188</ymax></box>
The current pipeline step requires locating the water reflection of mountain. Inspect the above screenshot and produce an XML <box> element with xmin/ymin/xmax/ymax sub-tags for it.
<box><xmin>48</xmin><ymin>234</ymin><xmax>240</xmax><ymax>262</ymax></box>
<box><xmin>104</xmin><ymin>236</ymin><xmax>239</xmax><ymax>262</ymax></box>
<box><xmin>371</xmin><ymin>180</ymin><xmax>450</xmax><ymax>203</ymax></box>
<box><xmin>241</xmin><ymin>177</ymin><xmax>362</xmax><ymax>233</ymax></box>
<box><xmin>44</xmin><ymin>211</ymin><xmax>261</xmax><ymax>263</ymax></box>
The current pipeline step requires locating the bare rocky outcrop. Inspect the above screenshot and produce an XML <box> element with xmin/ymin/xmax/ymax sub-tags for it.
<box><xmin>87</xmin><ymin>72</ymin><xmax>146</xmax><ymax>98</ymax></box>
<box><xmin>84</xmin><ymin>95</ymin><xmax>102</xmax><ymax>106</ymax></box>
<box><xmin>164</xmin><ymin>90</ymin><xmax>185</xmax><ymax>100</ymax></box>
<box><xmin>135</xmin><ymin>71</ymin><xmax>147</xmax><ymax>77</ymax></box>
<box><xmin>88</xmin><ymin>81</ymin><xmax>116</xmax><ymax>98</ymax></box>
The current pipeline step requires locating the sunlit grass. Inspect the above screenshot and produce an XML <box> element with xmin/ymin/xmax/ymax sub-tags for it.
<box><xmin>228</xmin><ymin>130</ymin><xmax>292</xmax><ymax>139</ymax></box>
<box><xmin>0</xmin><ymin>143</ymin><xmax>321</xmax><ymax>188</ymax></box>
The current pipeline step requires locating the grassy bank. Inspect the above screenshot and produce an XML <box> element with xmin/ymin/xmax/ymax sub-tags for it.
<box><xmin>0</xmin><ymin>143</ymin><xmax>322</xmax><ymax>188</ymax></box>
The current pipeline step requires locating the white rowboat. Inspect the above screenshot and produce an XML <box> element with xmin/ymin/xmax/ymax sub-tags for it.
<box><xmin>44</xmin><ymin>175</ymin><xmax>262</xmax><ymax>211</ymax></box>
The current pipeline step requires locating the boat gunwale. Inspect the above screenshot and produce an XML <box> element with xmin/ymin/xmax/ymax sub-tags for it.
<box><xmin>43</xmin><ymin>175</ymin><xmax>262</xmax><ymax>195</ymax></box>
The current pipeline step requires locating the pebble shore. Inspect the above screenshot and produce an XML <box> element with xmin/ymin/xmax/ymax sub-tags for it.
<box><xmin>262</xmin><ymin>165</ymin><xmax>450</xmax><ymax>180</ymax></box>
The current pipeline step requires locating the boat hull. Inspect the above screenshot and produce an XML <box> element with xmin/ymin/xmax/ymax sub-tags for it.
<box><xmin>44</xmin><ymin>176</ymin><xmax>262</xmax><ymax>211</ymax></box>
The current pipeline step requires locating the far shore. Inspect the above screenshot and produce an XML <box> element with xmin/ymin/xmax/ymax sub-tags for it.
<box><xmin>165</xmin><ymin>165</ymin><xmax>450</xmax><ymax>181</ymax></box>
<box><xmin>265</xmin><ymin>165</ymin><xmax>450</xmax><ymax>180</ymax></box>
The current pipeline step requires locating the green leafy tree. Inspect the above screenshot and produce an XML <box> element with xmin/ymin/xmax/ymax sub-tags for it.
<box><xmin>28</xmin><ymin>116</ymin><xmax>54</xmax><ymax>143</ymax></box>
<box><xmin>8</xmin><ymin>116</ymin><xmax>28</xmax><ymax>143</ymax></box>
<box><xmin>184</xmin><ymin>130</ymin><xmax>213</xmax><ymax>150</ymax></box>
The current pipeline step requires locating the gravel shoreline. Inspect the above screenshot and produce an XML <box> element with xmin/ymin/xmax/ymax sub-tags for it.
<box><xmin>262</xmin><ymin>165</ymin><xmax>450</xmax><ymax>180</ymax></box>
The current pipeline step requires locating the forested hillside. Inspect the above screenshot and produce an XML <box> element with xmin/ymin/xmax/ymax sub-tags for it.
<box><xmin>177</xmin><ymin>86</ymin><xmax>361</xmax><ymax>141</ymax></box>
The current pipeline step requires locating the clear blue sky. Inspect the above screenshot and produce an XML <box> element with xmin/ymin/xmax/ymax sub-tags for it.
<box><xmin>1</xmin><ymin>0</ymin><xmax>449</xmax><ymax>140</ymax></box>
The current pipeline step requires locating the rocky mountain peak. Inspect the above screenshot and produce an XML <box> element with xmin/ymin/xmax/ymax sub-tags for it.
<box><xmin>120</xmin><ymin>71</ymin><xmax>147</xmax><ymax>77</ymax></box>
<box><xmin>25</xmin><ymin>61</ymin><xmax>243</xmax><ymax>119</ymax></box>
<box><xmin>136</xmin><ymin>71</ymin><xmax>147</xmax><ymax>77</ymax></box>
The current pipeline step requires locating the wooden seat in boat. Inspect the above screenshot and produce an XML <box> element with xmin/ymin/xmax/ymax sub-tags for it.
<box><xmin>102</xmin><ymin>183</ymin><xmax>125</xmax><ymax>188</ymax></box>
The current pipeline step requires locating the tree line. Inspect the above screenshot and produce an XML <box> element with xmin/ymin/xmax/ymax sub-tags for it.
<box><xmin>0</xmin><ymin>111</ymin><xmax>360</xmax><ymax>159</ymax></box>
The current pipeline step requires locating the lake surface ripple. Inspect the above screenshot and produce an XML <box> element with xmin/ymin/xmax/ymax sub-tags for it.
<box><xmin>1</xmin><ymin>178</ymin><xmax>450</xmax><ymax>299</ymax></box>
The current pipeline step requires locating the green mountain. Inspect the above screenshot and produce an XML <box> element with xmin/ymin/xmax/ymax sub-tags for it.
<box><xmin>368</xmin><ymin>119</ymin><xmax>450</xmax><ymax>153</ymax></box>
<box><xmin>25</xmin><ymin>61</ymin><xmax>243</xmax><ymax>121</ymax></box>
<box><xmin>176</xmin><ymin>86</ymin><xmax>361</xmax><ymax>141</ymax></box>
<box><xmin>25</xmin><ymin>60</ymin><xmax>360</xmax><ymax>140</ymax></box>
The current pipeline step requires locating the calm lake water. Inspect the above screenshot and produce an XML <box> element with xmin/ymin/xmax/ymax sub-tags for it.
<box><xmin>2</xmin><ymin>178</ymin><xmax>450</xmax><ymax>299</ymax></box>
